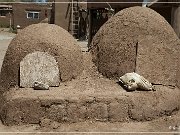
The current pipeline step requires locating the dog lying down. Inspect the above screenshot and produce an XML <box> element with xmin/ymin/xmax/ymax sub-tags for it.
<box><xmin>119</xmin><ymin>72</ymin><xmax>154</xmax><ymax>91</ymax></box>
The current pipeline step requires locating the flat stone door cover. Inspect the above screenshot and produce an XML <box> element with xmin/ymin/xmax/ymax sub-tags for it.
<box><xmin>20</xmin><ymin>51</ymin><xmax>60</xmax><ymax>88</ymax></box>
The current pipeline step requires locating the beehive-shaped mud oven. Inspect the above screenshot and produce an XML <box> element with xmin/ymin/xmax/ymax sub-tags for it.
<box><xmin>0</xmin><ymin>23</ymin><xmax>83</xmax><ymax>90</ymax></box>
<box><xmin>91</xmin><ymin>6</ymin><xmax>180</xmax><ymax>86</ymax></box>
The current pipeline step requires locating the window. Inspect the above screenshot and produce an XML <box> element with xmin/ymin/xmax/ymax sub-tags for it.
<box><xmin>0</xmin><ymin>10</ymin><xmax>7</xmax><ymax>17</ymax></box>
<box><xmin>26</xmin><ymin>11</ymin><xmax>40</xmax><ymax>19</ymax></box>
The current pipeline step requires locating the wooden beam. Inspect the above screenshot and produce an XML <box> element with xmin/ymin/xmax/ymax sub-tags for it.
<box><xmin>147</xmin><ymin>0</ymin><xmax>159</xmax><ymax>7</ymax></box>
<box><xmin>88</xmin><ymin>9</ymin><xmax>92</xmax><ymax>48</ymax></box>
<box><xmin>87</xmin><ymin>0</ymin><xmax>143</xmax><ymax>9</ymax></box>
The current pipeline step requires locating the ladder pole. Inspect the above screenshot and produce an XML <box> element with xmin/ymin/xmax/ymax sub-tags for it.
<box><xmin>77</xmin><ymin>0</ymin><xmax>79</xmax><ymax>38</ymax></box>
<box><xmin>71</xmin><ymin>0</ymin><xmax>74</xmax><ymax>35</ymax></box>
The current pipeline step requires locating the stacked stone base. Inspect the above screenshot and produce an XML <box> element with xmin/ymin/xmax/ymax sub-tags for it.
<box><xmin>1</xmin><ymin>86</ymin><xmax>180</xmax><ymax>126</ymax></box>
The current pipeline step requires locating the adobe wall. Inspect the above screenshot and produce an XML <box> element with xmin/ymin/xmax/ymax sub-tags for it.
<box><xmin>54</xmin><ymin>0</ymin><xmax>70</xmax><ymax>31</ymax></box>
<box><xmin>0</xmin><ymin>13</ymin><xmax>11</xmax><ymax>28</ymax></box>
<box><xmin>12</xmin><ymin>3</ymin><xmax>49</xmax><ymax>29</ymax></box>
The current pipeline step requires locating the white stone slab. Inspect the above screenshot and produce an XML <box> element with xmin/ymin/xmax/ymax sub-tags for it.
<box><xmin>20</xmin><ymin>51</ymin><xmax>60</xmax><ymax>88</ymax></box>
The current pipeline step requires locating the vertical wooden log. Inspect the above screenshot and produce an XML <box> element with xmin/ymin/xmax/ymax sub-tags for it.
<box><xmin>88</xmin><ymin>9</ymin><xmax>92</xmax><ymax>48</ymax></box>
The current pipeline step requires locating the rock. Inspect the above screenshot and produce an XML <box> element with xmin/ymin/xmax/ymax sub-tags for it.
<box><xmin>34</xmin><ymin>81</ymin><xmax>49</xmax><ymax>90</ymax></box>
<box><xmin>123</xmin><ymin>21</ymin><xmax>130</xmax><ymax>26</ymax></box>
<box><xmin>51</xmin><ymin>121</ymin><xmax>60</xmax><ymax>129</ymax></box>
<box><xmin>39</xmin><ymin>118</ymin><xmax>52</xmax><ymax>127</ymax></box>
<box><xmin>20</xmin><ymin>51</ymin><xmax>60</xmax><ymax>88</ymax></box>
<box><xmin>39</xmin><ymin>118</ymin><xmax>60</xmax><ymax>129</ymax></box>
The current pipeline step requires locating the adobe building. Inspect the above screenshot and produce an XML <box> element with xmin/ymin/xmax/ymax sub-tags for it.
<box><xmin>53</xmin><ymin>0</ymin><xmax>87</xmax><ymax>38</ymax></box>
<box><xmin>0</xmin><ymin>2</ymin><xmax>52</xmax><ymax>29</ymax></box>
<box><xmin>12</xmin><ymin>3</ymin><xmax>51</xmax><ymax>29</ymax></box>
<box><xmin>53</xmin><ymin>0</ymin><xmax>180</xmax><ymax>43</ymax></box>
<box><xmin>53</xmin><ymin>0</ymin><xmax>71</xmax><ymax>31</ymax></box>
<box><xmin>0</xmin><ymin>4</ymin><xmax>12</xmax><ymax>28</ymax></box>
<box><xmin>87</xmin><ymin>0</ymin><xmax>180</xmax><ymax>43</ymax></box>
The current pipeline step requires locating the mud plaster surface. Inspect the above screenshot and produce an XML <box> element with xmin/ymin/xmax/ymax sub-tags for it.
<box><xmin>90</xmin><ymin>6</ymin><xmax>180</xmax><ymax>86</ymax></box>
<box><xmin>0</xmin><ymin>24</ymin><xmax>83</xmax><ymax>91</ymax></box>
<box><xmin>0</xmin><ymin>29</ymin><xmax>180</xmax><ymax>133</ymax></box>
<box><xmin>1</xmin><ymin>53</ymin><xmax>180</xmax><ymax>125</ymax></box>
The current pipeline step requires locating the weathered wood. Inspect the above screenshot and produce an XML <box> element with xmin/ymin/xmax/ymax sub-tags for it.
<box><xmin>87</xmin><ymin>0</ymin><xmax>143</xmax><ymax>9</ymax></box>
<box><xmin>88</xmin><ymin>9</ymin><xmax>92</xmax><ymax>47</ymax></box>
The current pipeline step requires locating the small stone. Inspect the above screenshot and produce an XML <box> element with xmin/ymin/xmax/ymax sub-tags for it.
<box><xmin>40</xmin><ymin>118</ymin><xmax>52</xmax><ymax>127</ymax></box>
<box><xmin>34</xmin><ymin>81</ymin><xmax>49</xmax><ymax>90</ymax></box>
<box><xmin>123</xmin><ymin>21</ymin><xmax>130</xmax><ymax>26</ymax></box>
<box><xmin>51</xmin><ymin>121</ymin><xmax>60</xmax><ymax>129</ymax></box>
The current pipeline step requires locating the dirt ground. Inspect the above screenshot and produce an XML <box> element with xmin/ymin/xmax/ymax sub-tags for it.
<box><xmin>0</xmin><ymin>29</ymin><xmax>180</xmax><ymax>134</ymax></box>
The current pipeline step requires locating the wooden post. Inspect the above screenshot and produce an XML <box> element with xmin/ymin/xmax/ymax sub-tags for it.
<box><xmin>88</xmin><ymin>9</ymin><xmax>92</xmax><ymax>48</ymax></box>
<box><xmin>71</xmin><ymin>0</ymin><xmax>74</xmax><ymax>35</ymax></box>
<box><xmin>171</xmin><ymin>6</ymin><xmax>180</xmax><ymax>38</ymax></box>
<box><xmin>9</xmin><ymin>12</ymin><xmax>12</xmax><ymax>30</ymax></box>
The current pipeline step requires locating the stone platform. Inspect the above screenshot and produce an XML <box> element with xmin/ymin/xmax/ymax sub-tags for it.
<box><xmin>1</xmin><ymin>83</ymin><xmax>180</xmax><ymax>126</ymax></box>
